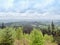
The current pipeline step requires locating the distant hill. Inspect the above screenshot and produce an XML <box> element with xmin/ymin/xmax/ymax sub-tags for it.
<box><xmin>0</xmin><ymin>19</ymin><xmax>60</xmax><ymax>27</ymax></box>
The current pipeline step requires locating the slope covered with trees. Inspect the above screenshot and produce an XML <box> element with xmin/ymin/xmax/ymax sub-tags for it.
<box><xmin>0</xmin><ymin>21</ymin><xmax>59</xmax><ymax>45</ymax></box>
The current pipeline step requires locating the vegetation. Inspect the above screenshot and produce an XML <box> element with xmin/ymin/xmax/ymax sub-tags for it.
<box><xmin>30</xmin><ymin>28</ymin><xmax>44</xmax><ymax>45</ymax></box>
<box><xmin>0</xmin><ymin>28</ymin><xmax>14</xmax><ymax>45</ymax></box>
<box><xmin>0</xmin><ymin>21</ymin><xmax>59</xmax><ymax>45</ymax></box>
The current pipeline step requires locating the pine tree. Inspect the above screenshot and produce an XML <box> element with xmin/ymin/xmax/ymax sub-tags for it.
<box><xmin>1</xmin><ymin>23</ymin><xmax>5</xmax><ymax>29</ymax></box>
<box><xmin>0</xmin><ymin>28</ymin><xmax>14</xmax><ymax>45</ymax></box>
<box><xmin>16</xmin><ymin>27</ymin><xmax>23</xmax><ymax>40</ymax></box>
<box><xmin>51</xmin><ymin>21</ymin><xmax>55</xmax><ymax>30</ymax></box>
<box><xmin>48</xmin><ymin>25</ymin><xmax>51</xmax><ymax>35</ymax></box>
<box><xmin>15</xmin><ymin>27</ymin><xmax>23</xmax><ymax>45</ymax></box>
<box><xmin>30</xmin><ymin>28</ymin><xmax>44</xmax><ymax>45</ymax></box>
<box><xmin>53</xmin><ymin>30</ymin><xmax>60</xmax><ymax>45</ymax></box>
<box><xmin>51</xmin><ymin>21</ymin><xmax>55</xmax><ymax>36</ymax></box>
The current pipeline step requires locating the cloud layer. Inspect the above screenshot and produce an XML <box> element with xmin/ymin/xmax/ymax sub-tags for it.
<box><xmin>0</xmin><ymin>0</ymin><xmax>60</xmax><ymax>20</ymax></box>
<box><xmin>0</xmin><ymin>0</ymin><xmax>56</xmax><ymax>12</ymax></box>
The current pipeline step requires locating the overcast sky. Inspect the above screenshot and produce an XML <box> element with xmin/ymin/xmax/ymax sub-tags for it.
<box><xmin>0</xmin><ymin>0</ymin><xmax>60</xmax><ymax>20</ymax></box>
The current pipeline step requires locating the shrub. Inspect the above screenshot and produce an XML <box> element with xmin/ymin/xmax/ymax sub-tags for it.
<box><xmin>30</xmin><ymin>28</ymin><xmax>44</xmax><ymax>45</ymax></box>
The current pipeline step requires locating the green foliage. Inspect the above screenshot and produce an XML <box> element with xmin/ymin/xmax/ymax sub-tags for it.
<box><xmin>0</xmin><ymin>28</ymin><xmax>14</xmax><ymax>45</ymax></box>
<box><xmin>51</xmin><ymin>21</ymin><xmax>55</xmax><ymax>34</ymax></box>
<box><xmin>23</xmin><ymin>34</ymin><xmax>31</xmax><ymax>45</ymax></box>
<box><xmin>0</xmin><ymin>25</ymin><xmax>58</xmax><ymax>45</ymax></box>
<box><xmin>30</xmin><ymin>28</ymin><xmax>44</xmax><ymax>45</ymax></box>
<box><xmin>24</xmin><ymin>34</ymin><xmax>30</xmax><ymax>40</ymax></box>
<box><xmin>51</xmin><ymin>21</ymin><xmax>55</xmax><ymax>30</ymax></box>
<box><xmin>15</xmin><ymin>27</ymin><xmax>23</xmax><ymax>40</ymax></box>
<box><xmin>53</xmin><ymin>30</ymin><xmax>60</xmax><ymax>45</ymax></box>
<box><xmin>44</xmin><ymin>34</ymin><xmax>54</xmax><ymax>42</ymax></box>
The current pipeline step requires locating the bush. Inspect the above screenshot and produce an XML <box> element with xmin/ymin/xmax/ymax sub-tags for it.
<box><xmin>30</xmin><ymin>28</ymin><xmax>44</xmax><ymax>45</ymax></box>
<box><xmin>15</xmin><ymin>27</ymin><xmax>23</xmax><ymax>40</ymax></box>
<box><xmin>44</xmin><ymin>34</ymin><xmax>54</xmax><ymax>42</ymax></box>
<box><xmin>0</xmin><ymin>28</ymin><xmax>14</xmax><ymax>45</ymax></box>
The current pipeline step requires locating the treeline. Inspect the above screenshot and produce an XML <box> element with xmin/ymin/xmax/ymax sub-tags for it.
<box><xmin>40</xmin><ymin>21</ymin><xmax>60</xmax><ymax>45</ymax></box>
<box><xmin>0</xmin><ymin>27</ymin><xmax>55</xmax><ymax>45</ymax></box>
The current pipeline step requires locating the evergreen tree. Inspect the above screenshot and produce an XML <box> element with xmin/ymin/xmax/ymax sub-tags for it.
<box><xmin>0</xmin><ymin>28</ymin><xmax>14</xmax><ymax>45</ymax></box>
<box><xmin>51</xmin><ymin>21</ymin><xmax>55</xmax><ymax>31</ymax></box>
<box><xmin>16</xmin><ymin>27</ymin><xmax>23</xmax><ymax>40</ymax></box>
<box><xmin>53</xmin><ymin>30</ymin><xmax>60</xmax><ymax>45</ymax></box>
<box><xmin>30</xmin><ymin>28</ymin><xmax>44</xmax><ymax>45</ymax></box>
<box><xmin>1</xmin><ymin>23</ymin><xmax>5</xmax><ymax>29</ymax></box>
<box><xmin>48</xmin><ymin>25</ymin><xmax>51</xmax><ymax>35</ymax></box>
<box><xmin>15</xmin><ymin>27</ymin><xmax>23</xmax><ymax>45</ymax></box>
<box><xmin>51</xmin><ymin>21</ymin><xmax>55</xmax><ymax>36</ymax></box>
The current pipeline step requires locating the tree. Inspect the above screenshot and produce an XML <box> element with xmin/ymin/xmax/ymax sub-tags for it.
<box><xmin>48</xmin><ymin>25</ymin><xmax>51</xmax><ymax>35</ymax></box>
<box><xmin>15</xmin><ymin>27</ymin><xmax>23</xmax><ymax>45</ymax></box>
<box><xmin>16</xmin><ymin>27</ymin><xmax>23</xmax><ymax>40</ymax></box>
<box><xmin>1</xmin><ymin>23</ymin><xmax>5</xmax><ymax>29</ymax></box>
<box><xmin>30</xmin><ymin>28</ymin><xmax>44</xmax><ymax>45</ymax></box>
<box><xmin>44</xmin><ymin>34</ymin><xmax>54</xmax><ymax>43</ymax></box>
<box><xmin>53</xmin><ymin>30</ymin><xmax>60</xmax><ymax>45</ymax></box>
<box><xmin>51</xmin><ymin>21</ymin><xmax>55</xmax><ymax>31</ymax></box>
<box><xmin>0</xmin><ymin>28</ymin><xmax>14</xmax><ymax>45</ymax></box>
<box><xmin>51</xmin><ymin>21</ymin><xmax>56</xmax><ymax>36</ymax></box>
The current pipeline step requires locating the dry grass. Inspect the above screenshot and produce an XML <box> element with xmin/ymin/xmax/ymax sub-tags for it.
<box><xmin>14</xmin><ymin>39</ymin><xmax>23</xmax><ymax>45</ymax></box>
<box><xmin>14</xmin><ymin>38</ymin><xmax>58</xmax><ymax>45</ymax></box>
<box><xmin>45</xmin><ymin>41</ymin><xmax>57</xmax><ymax>45</ymax></box>
<box><xmin>14</xmin><ymin>38</ymin><xmax>30</xmax><ymax>45</ymax></box>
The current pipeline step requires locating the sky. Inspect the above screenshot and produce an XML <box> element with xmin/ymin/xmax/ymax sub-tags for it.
<box><xmin>0</xmin><ymin>0</ymin><xmax>60</xmax><ymax>20</ymax></box>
